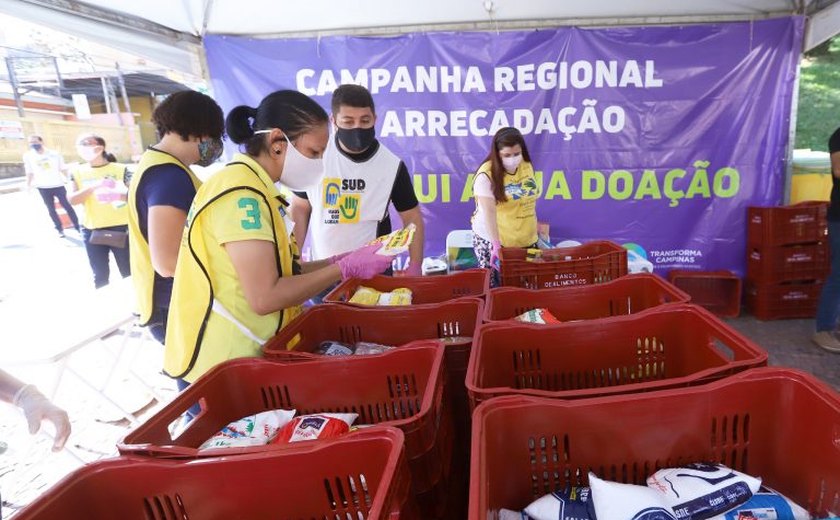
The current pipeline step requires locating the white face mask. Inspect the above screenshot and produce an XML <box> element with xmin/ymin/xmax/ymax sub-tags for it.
<box><xmin>254</xmin><ymin>130</ymin><xmax>323</xmax><ymax>191</ymax></box>
<box><xmin>501</xmin><ymin>154</ymin><xmax>522</xmax><ymax>173</ymax></box>
<box><xmin>77</xmin><ymin>145</ymin><xmax>101</xmax><ymax>163</ymax></box>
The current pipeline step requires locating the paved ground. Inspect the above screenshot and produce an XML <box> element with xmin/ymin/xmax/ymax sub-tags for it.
<box><xmin>0</xmin><ymin>185</ymin><xmax>837</xmax><ymax>516</ymax></box>
<box><xmin>0</xmin><ymin>187</ymin><xmax>180</xmax><ymax>517</ymax></box>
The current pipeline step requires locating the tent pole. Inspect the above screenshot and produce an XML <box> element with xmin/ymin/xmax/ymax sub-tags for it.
<box><xmin>198</xmin><ymin>40</ymin><xmax>213</xmax><ymax>94</ymax></box>
<box><xmin>101</xmin><ymin>76</ymin><xmax>112</xmax><ymax>114</ymax></box>
<box><xmin>784</xmin><ymin>40</ymin><xmax>804</xmax><ymax>205</ymax></box>
<box><xmin>5</xmin><ymin>58</ymin><xmax>25</xmax><ymax>118</ymax></box>
<box><xmin>115</xmin><ymin>62</ymin><xmax>132</xmax><ymax>114</ymax></box>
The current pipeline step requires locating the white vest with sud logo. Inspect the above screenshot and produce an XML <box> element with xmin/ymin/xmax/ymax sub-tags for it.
<box><xmin>305</xmin><ymin>138</ymin><xmax>401</xmax><ymax>260</ymax></box>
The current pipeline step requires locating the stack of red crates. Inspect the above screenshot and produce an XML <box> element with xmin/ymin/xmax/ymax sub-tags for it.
<box><xmin>745</xmin><ymin>201</ymin><xmax>829</xmax><ymax>319</ymax></box>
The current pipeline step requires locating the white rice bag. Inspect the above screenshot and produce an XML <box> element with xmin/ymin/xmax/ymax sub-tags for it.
<box><xmin>589</xmin><ymin>472</ymin><xmax>678</xmax><ymax>520</ymax></box>
<box><xmin>707</xmin><ymin>486</ymin><xmax>810</xmax><ymax>520</ymax></box>
<box><xmin>647</xmin><ymin>463</ymin><xmax>762</xmax><ymax>520</ymax></box>
<box><xmin>199</xmin><ymin>409</ymin><xmax>295</xmax><ymax>449</ymax></box>
<box><xmin>524</xmin><ymin>486</ymin><xmax>595</xmax><ymax>520</ymax></box>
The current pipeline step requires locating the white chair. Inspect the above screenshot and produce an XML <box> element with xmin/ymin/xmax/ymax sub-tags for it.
<box><xmin>445</xmin><ymin>229</ymin><xmax>478</xmax><ymax>271</ymax></box>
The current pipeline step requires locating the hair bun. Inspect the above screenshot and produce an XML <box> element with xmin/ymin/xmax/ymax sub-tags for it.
<box><xmin>226</xmin><ymin>104</ymin><xmax>258</xmax><ymax>144</ymax></box>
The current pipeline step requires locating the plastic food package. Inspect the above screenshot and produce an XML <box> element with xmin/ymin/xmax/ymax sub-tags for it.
<box><xmin>537</xmin><ymin>222</ymin><xmax>552</xmax><ymax>249</ymax></box>
<box><xmin>378</xmin><ymin>288</ymin><xmax>412</xmax><ymax>305</ymax></box>
<box><xmin>199</xmin><ymin>409</ymin><xmax>295</xmax><ymax>449</ymax></box>
<box><xmin>421</xmin><ymin>256</ymin><xmax>448</xmax><ymax>275</ymax></box>
<box><xmin>525</xmin><ymin>248</ymin><xmax>543</xmax><ymax>262</ymax></box>
<box><xmin>589</xmin><ymin>472</ymin><xmax>677</xmax><ymax>520</ymax></box>
<box><xmin>707</xmin><ymin>486</ymin><xmax>810</xmax><ymax>520</ymax></box>
<box><xmin>647</xmin><ymin>463</ymin><xmax>762</xmax><ymax>520</ymax></box>
<box><xmin>514</xmin><ymin>308</ymin><xmax>562</xmax><ymax>325</ymax></box>
<box><xmin>439</xmin><ymin>336</ymin><xmax>473</xmax><ymax>344</ymax></box>
<box><xmin>316</xmin><ymin>341</ymin><xmax>354</xmax><ymax>356</ymax></box>
<box><xmin>500</xmin><ymin>510</ymin><xmax>531</xmax><ymax>520</ymax></box>
<box><xmin>368</xmin><ymin>223</ymin><xmax>416</xmax><ymax>256</ymax></box>
<box><xmin>349</xmin><ymin>286</ymin><xmax>412</xmax><ymax>306</ymax></box>
<box><xmin>353</xmin><ymin>341</ymin><xmax>395</xmax><ymax>356</ymax></box>
<box><xmin>348</xmin><ymin>286</ymin><xmax>382</xmax><ymax>305</ymax></box>
<box><xmin>272</xmin><ymin>413</ymin><xmax>358</xmax><ymax>444</ymax></box>
<box><xmin>524</xmin><ymin>487</ymin><xmax>595</xmax><ymax>520</ymax></box>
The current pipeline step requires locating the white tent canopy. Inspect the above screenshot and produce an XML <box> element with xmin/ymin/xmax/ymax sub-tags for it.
<box><xmin>3</xmin><ymin>0</ymin><xmax>840</xmax><ymax>77</ymax></box>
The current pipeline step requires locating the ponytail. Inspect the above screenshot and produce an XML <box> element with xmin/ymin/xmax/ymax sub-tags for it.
<box><xmin>226</xmin><ymin>90</ymin><xmax>328</xmax><ymax>157</ymax></box>
<box><xmin>226</xmin><ymin>105</ymin><xmax>258</xmax><ymax>144</ymax></box>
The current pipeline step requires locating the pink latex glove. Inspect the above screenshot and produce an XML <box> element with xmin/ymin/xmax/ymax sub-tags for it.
<box><xmin>337</xmin><ymin>244</ymin><xmax>393</xmax><ymax>281</ymax></box>
<box><xmin>326</xmin><ymin>251</ymin><xmax>352</xmax><ymax>265</ymax></box>
<box><xmin>405</xmin><ymin>261</ymin><xmax>422</xmax><ymax>277</ymax></box>
<box><xmin>490</xmin><ymin>240</ymin><xmax>501</xmax><ymax>269</ymax></box>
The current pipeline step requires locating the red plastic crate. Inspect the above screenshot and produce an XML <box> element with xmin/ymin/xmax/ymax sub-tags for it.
<box><xmin>262</xmin><ymin>300</ymin><xmax>483</xmax><ymax>492</ymax></box>
<box><xmin>747</xmin><ymin>201</ymin><xmax>828</xmax><ymax>247</ymax></box>
<box><xmin>18</xmin><ymin>428</ymin><xmax>419</xmax><ymax>520</ymax></box>
<box><xmin>747</xmin><ymin>242</ymin><xmax>829</xmax><ymax>283</ymax></box>
<box><xmin>466</xmin><ymin>304</ymin><xmax>767</xmax><ymax>408</ymax></box>
<box><xmin>263</xmin><ymin>301</ymin><xmax>481</xmax><ymax>371</ymax></box>
<box><xmin>119</xmin><ymin>344</ymin><xmax>450</xmax><ymax>493</ymax></box>
<box><xmin>745</xmin><ymin>280</ymin><xmax>824</xmax><ymax>320</ymax></box>
<box><xmin>667</xmin><ymin>269</ymin><xmax>742</xmax><ymax>317</ymax></box>
<box><xmin>498</xmin><ymin>240</ymin><xmax>628</xmax><ymax>290</ymax></box>
<box><xmin>469</xmin><ymin>368</ymin><xmax>840</xmax><ymax>519</ymax></box>
<box><xmin>324</xmin><ymin>269</ymin><xmax>490</xmax><ymax>306</ymax></box>
<box><xmin>484</xmin><ymin>273</ymin><xmax>690</xmax><ymax>322</ymax></box>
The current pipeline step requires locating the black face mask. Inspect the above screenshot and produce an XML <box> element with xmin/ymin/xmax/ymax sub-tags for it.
<box><xmin>336</xmin><ymin>126</ymin><xmax>376</xmax><ymax>152</ymax></box>
<box><xmin>30</xmin><ymin>143</ymin><xmax>43</xmax><ymax>151</ymax></box>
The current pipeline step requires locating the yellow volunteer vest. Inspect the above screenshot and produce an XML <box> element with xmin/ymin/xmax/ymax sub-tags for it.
<box><xmin>127</xmin><ymin>148</ymin><xmax>201</xmax><ymax>324</ymax></box>
<box><xmin>73</xmin><ymin>162</ymin><xmax>129</xmax><ymax>229</ymax></box>
<box><xmin>164</xmin><ymin>153</ymin><xmax>303</xmax><ymax>382</ymax></box>
<box><xmin>475</xmin><ymin>160</ymin><xmax>539</xmax><ymax>247</ymax></box>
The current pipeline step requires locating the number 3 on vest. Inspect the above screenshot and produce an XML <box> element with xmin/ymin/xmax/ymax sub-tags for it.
<box><xmin>238</xmin><ymin>197</ymin><xmax>262</xmax><ymax>230</ymax></box>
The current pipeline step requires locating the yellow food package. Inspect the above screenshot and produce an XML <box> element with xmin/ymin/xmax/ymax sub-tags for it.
<box><xmin>368</xmin><ymin>223</ymin><xmax>416</xmax><ymax>256</ymax></box>
<box><xmin>525</xmin><ymin>248</ymin><xmax>543</xmax><ymax>262</ymax></box>
<box><xmin>348</xmin><ymin>286</ymin><xmax>413</xmax><ymax>306</ymax></box>
<box><xmin>378</xmin><ymin>288</ymin><xmax>413</xmax><ymax>306</ymax></box>
<box><xmin>348</xmin><ymin>286</ymin><xmax>382</xmax><ymax>305</ymax></box>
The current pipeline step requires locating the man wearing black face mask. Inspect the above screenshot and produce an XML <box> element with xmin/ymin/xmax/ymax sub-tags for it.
<box><xmin>291</xmin><ymin>84</ymin><xmax>425</xmax><ymax>280</ymax></box>
<box><xmin>23</xmin><ymin>134</ymin><xmax>80</xmax><ymax>237</ymax></box>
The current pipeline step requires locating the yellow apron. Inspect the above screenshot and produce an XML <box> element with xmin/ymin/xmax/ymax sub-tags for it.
<box><xmin>127</xmin><ymin>149</ymin><xmax>201</xmax><ymax>325</ymax></box>
<box><xmin>164</xmin><ymin>153</ymin><xmax>303</xmax><ymax>382</ymax></box>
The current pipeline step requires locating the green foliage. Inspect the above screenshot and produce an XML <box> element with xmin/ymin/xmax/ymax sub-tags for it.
<box><xmin>796</xmin><ymin>37</ymin><xmax>840</xmax><ymax>151</ymax></box>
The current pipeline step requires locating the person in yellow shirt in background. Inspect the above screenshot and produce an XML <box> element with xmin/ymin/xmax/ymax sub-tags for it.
<box><xmin>471</xmin><ymin>127</ymin><xmax>540</xmax><ymax>286</ymax></box>
<box><xmin>68</xmin><ymin>134</ymin><xmax>130</xmax><ymax>288</ymax></box>
<box><xmin>165</xmin><ymin>90</ymin><xmax>392</xmax><ymax>387</ymax></box>
<box><xmin>127</xmin><ymin>91</ymin><xmax>225</xmax><ymax>346</ymax></box>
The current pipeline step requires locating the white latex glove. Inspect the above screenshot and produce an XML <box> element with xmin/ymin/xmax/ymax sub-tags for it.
<box><xmin>13</xmin><ymin>385</ymin><xmax>71</xmax><ymax>451</ymax></box>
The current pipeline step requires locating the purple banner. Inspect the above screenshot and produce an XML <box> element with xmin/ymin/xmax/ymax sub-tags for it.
<box><xmin>204</xmin><ymin>17</ymin><xmax>803</xmax><ymax>274</ymax></box>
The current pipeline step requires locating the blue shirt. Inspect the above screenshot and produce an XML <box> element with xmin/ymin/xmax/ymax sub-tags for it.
<box><xmin>135</xmin><ymin>163</ymin><xmax>196</xmax><ymax>310</ymax></box>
